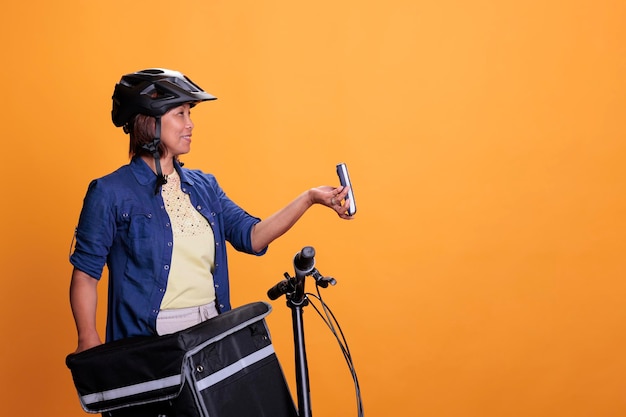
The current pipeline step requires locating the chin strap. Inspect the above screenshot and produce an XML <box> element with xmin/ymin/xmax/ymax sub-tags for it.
<box><xmin>140</xmin><ymin>116</ymin><xmax>168</xmax><ymax>194</ymax></box>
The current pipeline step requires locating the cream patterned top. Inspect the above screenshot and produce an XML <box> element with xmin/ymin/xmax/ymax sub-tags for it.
<box><xmin>159</xmin><ymin>169</ymin><xmax>217</xmax><ymax>309</ymax></box>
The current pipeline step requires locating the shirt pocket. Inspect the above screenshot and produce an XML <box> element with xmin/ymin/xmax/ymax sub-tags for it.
<box><xmin>121</xmin><ymin>211</ymin><xmax>152</xmax><ymax>237</ymax></box>
<box><xmin>118</xmin><ymin>211</ymin><xmax>155</xmax><ymax>245</ymax></box>
<box><xmin>118</xmin><ymin>211</ymin><xmax>155</xmax><ymax>268</ymax></box>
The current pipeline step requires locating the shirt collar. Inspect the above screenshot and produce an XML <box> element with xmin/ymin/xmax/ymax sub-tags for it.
<box><xmin>130</xmin><ymin>157</ymin><xmax>157</xmax><ymax>186</ymax></box>
<box><xmin>130</xmin><ymin>157</ymin><xmax>196</xmax><ymax>187</ymax></box>
<box><xmin>174</xmin><ymin>160</ymin><xmax>195</xmax><ymax>186</ymax></box>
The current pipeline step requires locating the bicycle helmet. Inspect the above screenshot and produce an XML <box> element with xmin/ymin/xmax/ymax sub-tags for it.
<box><xmin>112</xmin><ymin>68</ymin><xmax>216</xmax><ymax>128</ymax></box>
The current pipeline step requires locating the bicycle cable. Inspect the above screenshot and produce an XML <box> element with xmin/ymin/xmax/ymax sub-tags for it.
<box><xmin>305</xmin><ymin>284</ymin><xmax>365</xmax><ymax>417</ymax></box>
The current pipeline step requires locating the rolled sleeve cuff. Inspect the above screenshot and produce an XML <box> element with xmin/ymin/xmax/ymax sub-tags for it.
<box><xmin>70</xmin><ymin>251</ymin><xmax>105</xmax><ymax>280</ymax></box>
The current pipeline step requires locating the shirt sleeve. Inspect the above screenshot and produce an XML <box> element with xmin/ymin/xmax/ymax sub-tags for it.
<box><xmin>69</xmin><ymin>180</ymin><xmax>116</xmax><ymax>279</ymax></box>
<box><xmin>214</xmin><ymin>180</ymin><xmax>267</xmax><ymax>256</ymax></box>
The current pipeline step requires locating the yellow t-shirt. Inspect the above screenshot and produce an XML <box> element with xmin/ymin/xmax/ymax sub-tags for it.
<box><xmin>159</xmin><ymin>170</ymin><xmax>216</xmax><ymax>309</ymax></box>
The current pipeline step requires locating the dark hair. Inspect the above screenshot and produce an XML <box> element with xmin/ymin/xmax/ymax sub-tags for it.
<box><xmin>128</xmin><ymin>114</ymin><xmax>167</xmax><ymax>158</ymax></box>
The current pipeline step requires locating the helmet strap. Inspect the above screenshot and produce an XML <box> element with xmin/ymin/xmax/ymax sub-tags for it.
<box><xmin>140</xmin><ymin>116</ymin><xmax>168</xmax><ymax>194</ymax></box>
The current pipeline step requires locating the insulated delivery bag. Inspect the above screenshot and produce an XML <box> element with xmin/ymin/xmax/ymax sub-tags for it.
<box><xmin>66</xmin><ymin>302</ymin><xmax>297</xmax><ymax>417</ymax></box>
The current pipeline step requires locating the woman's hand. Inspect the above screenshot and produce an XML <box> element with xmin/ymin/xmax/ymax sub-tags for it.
<box><xmin>309</xmin><ymin>185</ymin><xmax>354</xmax><ymax>219</ymax></box>
<box><xmin>74</xmin><ymin>334</ymin><xmax>103</xmax><ymax>354</ymax></box>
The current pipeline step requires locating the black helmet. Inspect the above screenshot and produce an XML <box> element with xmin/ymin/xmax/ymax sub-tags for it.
<box><xmin>111</xmin><ymin>68</ymin><xmax>216</xmax><ymax>128</ymax></box>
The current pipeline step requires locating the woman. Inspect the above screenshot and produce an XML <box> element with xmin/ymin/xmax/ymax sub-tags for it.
<box><xmin>69</xmin><ymin>68</ymin><xmax>352</xmax><ymax>354</ymax></box>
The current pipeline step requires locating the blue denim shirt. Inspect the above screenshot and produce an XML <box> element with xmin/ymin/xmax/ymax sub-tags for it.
<box><xmin>70</xmin><ymin>157</ymin><xmax>266</xmax><ymax>342</ymax></box>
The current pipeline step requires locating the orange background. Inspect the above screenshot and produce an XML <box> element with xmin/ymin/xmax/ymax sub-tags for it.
<box><xmin>1</xmin><ymin>1</ymin><xmax>625</xmax><ymax>416</ymax></box>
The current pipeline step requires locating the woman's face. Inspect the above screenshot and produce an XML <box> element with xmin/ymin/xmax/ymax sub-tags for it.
<box><xmin>160</xmin><ymin>103</ymin><xmax>194</xmax><ymax>157</ymax></box>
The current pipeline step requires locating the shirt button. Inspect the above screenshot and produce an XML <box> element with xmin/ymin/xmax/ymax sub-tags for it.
<box><xmin>167</xmin><ymin>242</ymin><xmax>173</xmax><ymax>247</ymax></box>
<box><xmin>164</xmin><ymin>265</ymin><xmax>169</xmax><ymax>270</ymax></box>
<box><xmin>219</xmin><ymin>304</ymin><xmax>224</xmax><ymax>309</ymax></box>
<box><xmin>215</xmin><ymin>242</ymin><xmax>220</xmax><ymax>246</ymax></box>
<box><xmin>147</xmin><ymin>214</ymin><xmax>152</xmax><ymax>218</ymax></box>
<box><xmin>211</xmin><ymin>212</ymin><xmax>216</xmax><ymax>217</ymax></box>
<box><xmin>197</xmin><ymin>205</ymin><xmax>202</xmax><ymax>210</ymax></box>
<box><xmin>215</xmin><ymin>263</ymin><xmax>219</xmax><ymax>267</ymax></box>
<box><xmin>166</xmin><ymin>223</ymin><xmax>170</xmax><ymax>227</ymax></box>
<box><xmin>215</xmin><ymin>284</ymin><xmax>219</xmax><ymax>288</ymax></box>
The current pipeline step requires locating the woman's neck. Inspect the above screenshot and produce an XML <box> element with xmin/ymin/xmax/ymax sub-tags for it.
<box><xmin>141</xmin><ymin>155</ymin><xmax>176</xmax><ymax>176</ymax></box>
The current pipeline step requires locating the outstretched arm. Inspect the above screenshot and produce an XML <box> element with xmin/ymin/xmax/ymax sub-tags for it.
<box><xmin>69</xmin><ymin>268</ymin><xmax>103</xmax><ymax>353</ymax></box>
<box><xmin>250</xmin><ymin>185</ymin><xmax>352</xmax><ymax>253</ymax></box>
